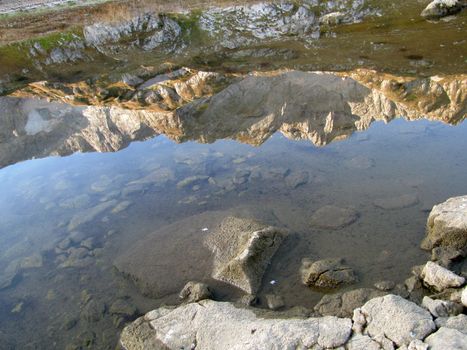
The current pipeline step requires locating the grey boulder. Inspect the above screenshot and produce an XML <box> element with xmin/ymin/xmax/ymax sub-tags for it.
<box><xmin>301</xmin><ymin>258</ymin><xmax>357</xmax><ymax>289</ymax></box>
<box><xmin>356</xmin><ymin>294</ymin><xmax>436</xmax><ymax>347</ymax></box>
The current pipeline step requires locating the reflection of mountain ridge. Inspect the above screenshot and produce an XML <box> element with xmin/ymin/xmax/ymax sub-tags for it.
<box><xmin>0</xmin><ymin>69</ymin><xmax>465</xmax><ymax>169</ymax></box>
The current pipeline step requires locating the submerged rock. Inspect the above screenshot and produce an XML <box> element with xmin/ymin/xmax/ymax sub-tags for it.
<box><xmin>356</xmin><ymin>294</ymin><xmax>436</xmax><ymax>347</ymax></box>
<box><xmin>285</xmin><ymin>170</ymin><xmax>309</xmax><ymax>189</ymax></box>
<box><xmin>421</xmin><ymin>261</ymin><xmax>465</xmax><ymax>291</ymax></box>
<box><xmin>68</xmin><ymin>200</ymin><xmax>117</xmax><ymax>231</ymax></box>
<box><xmin>264</xmin><ymin>294</ymin><xmax>285</xmax><ymax>310</ymax></box>
<box><xmin>373</xmin><ymin>194</ymin><xmax>419</xmax><ymax>210</ymax></box>
<box><xmin>421</xmin><ymin>0</ymin><xmax>465</xmax><ymax>19</ymax></box>
<box><xmin>120</xmin><ymin>300</ymin><xmax>352</xmax><ymax>350</ymax></box>
<box><xmin>422</xmin><ymin>195</ymin><xmax>467</xmax><ymax>251</ymax></box>
<box><xmin>310</xmin><ymin>205</ymin><xmax>359</xmax><ymax>229</ymax></box>
<box><xmin>205</xmin><ymin>216</ymin><xmax>285</xmax><ymax>294</ymax></box>
<box><xmin>301</xmin><ymin>258</ymin><xmax>357</xmax><ymax>289</ymax></box>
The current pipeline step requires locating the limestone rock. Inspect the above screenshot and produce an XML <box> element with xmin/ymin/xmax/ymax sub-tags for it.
<box><xmin>421</xmin><ymin>296</ymin><xmax>463</xmax><ymax>317</ymax></box>
<box><xmin>421</xmin><ymin>261</ymin><xmax>465</xmax><ymax>291</ymax></box>
<box><xmin>422</xmin><ymin>195</ymin><xmax>467</xmax><ymax>251</ymax></box>
<box><xmin>421</xmin><ymin>0</ymin><xmax>465</xmax><ymax>19</ymax></box>
<box><xmin>120</xmin><ymin>300</ymin><xmax>352</xmax><ymax>350</ymax></box>
<box><xmin>301</xmin><ymin>258</ymin><xmax>357</xmax><ymax>289</ymax></box>
<box><xmin>435</xmin><ymin>314</ymin><xmax>467</xmax><ymax>334</ymax></box>
<box><xmin>346</xmin><ymin>334</ymin><xmax>381</xmax><ymax>350</ymax></box>
<box><xmin>462</xmin><ymin>286</ymin><xmax>467</xmax><ymax>307</ymax></box>
<box><xmin>179</xmin><ymin>281</ymin><xmax>212</xmax><ymax>303</ymax></box>
<box><xmin>424</xmin><ymin>327</ymin><xmax>467</xmax><ymax>350</ymax></box>
<box><xmin>408</xmin><ymin>339</ymin><xmax>428</xmax><ymax>350</ymax></box>
<box><xmin>373</xmin><ymin>194</ymin><xmax>419</xmax><ymax>210</ymax></box>
<box><xmin>205</xmin><ymin>216</ymin><xmax>284</xmax><ymax>294</ymax></box>
<box><xmin>358</xmin><ymin>294</ymin><xmax>436</xmax><ymax>347</ymax></box>
<box><xmin>314</xmin><ymin>288</ymin><xmax>384</xmax><ymax>317</ymax></box>
<box><xmin>310</xmin><ymin>205</ymin><xmax>359</xmax><ymax>229</ymax></box>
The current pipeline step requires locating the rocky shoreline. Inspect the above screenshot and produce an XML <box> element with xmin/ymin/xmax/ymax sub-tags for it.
<box><xmin>119</xmin><ymin>195</ymin><xmax>467</xmax><ymax>349</ymax></box>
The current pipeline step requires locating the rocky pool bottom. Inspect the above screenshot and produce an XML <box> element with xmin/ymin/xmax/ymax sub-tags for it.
<box><xmin>120</xmin><ymin>195</ymin><xmax>467</xmax><ymax>350</ymax></box>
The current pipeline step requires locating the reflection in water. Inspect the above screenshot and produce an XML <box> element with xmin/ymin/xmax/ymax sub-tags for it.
<box><xmin>2</xmin><ymin>69</ymin><xmax>466</xmax><ymax>169</ymax></box>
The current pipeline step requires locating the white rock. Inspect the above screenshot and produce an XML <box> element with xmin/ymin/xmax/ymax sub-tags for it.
<box><xmin>424</xmin><ymin>327</ymin><xmax>467</xmax><ymax>350</ymax></box>
<box><xmin>421</xmin><ymin>261</ymin><xmax>465</xmax><ymax>291</ymax></box>
<box><xmin>421</xmin><ymin>0</ymin><xmax>464</xmax><ymax>19</ymax></box>
<box><xmin>408</xmin><ymin>339</ymin><xmax>428</xmax><ymax>350</ymax></box>
<box><xmin>462</xmin><ymin>286</ymin><xmax>467</xmax><ymax>307</ymax></box>
<box><xmin>120</xmin><ymin>300</ymin><xmax>352</xmax><ymax>350</ymax></box>
<box><xmin>359</xmin><ymin>294</ymin><xmax>436</xmax><ymax>347</ymax></box>
<box><xmin>435</xmin><ymin>314</ymin><xmax>467</xmax><ymax>334</ymax></box>
<box><xmin>346</xmin><ymin>334</ymin><xmax>381</xmax><ymax>350</ymax></box>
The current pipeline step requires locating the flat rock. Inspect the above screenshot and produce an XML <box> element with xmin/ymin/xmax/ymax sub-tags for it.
<box><xmin>421</xmin><ymin>0</ymin><xmax>465</xmax><ymax>19</ymax></box>
<box><xmin>310</xmin><ymin>205</ymin><xmax>359</xmax><ymax>229</ymax></box>
<box><xmin>120</xmin><ymin>300</ymin><xmax>352</xmax><ymax>350</ymax></box>
<box><xmin>424</xmin><ymin>327</ymin><xmax>467</xmax><ymax>350</ymax></box>
<box><xmin>357</xmin><ymin>294</ymin><xmax>436</xmax><ymax>347</ymax></box>
<box><xmin>422</xmin><ymin>195</ymin><xmax>467</xmax><ymax>251</ymax></box>
<box><xmin>301</xmin><ymin>258</ymin><xmax>357</xmax><ymax>289</ymax></box>
<box><xmin>314</xmin><ymin>288</ymin><xmax>385</xmax><ymax>317</ymax></box>
<box><xmin>421</xmin><ymin>261</ymin><xmax>465</xmax><ymax>291</ymax></box>
<box><xmin>205</xmin><ymin>216</ymin><xmax>284</xmax><ymax>294</ymax></box>
<box><xmin>373</xmin><ymin>194</ymin><xmax>419</xmax><ymax>210</ymax></box>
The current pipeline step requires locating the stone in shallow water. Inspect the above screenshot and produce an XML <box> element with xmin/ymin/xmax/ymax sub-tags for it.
<box><xmin>422</xmin><ymin>195</ymin><xmax>467</xmax><ymax>251</ymax></box>
<box><xmin>373</xmin><ymin>194</ymin><xmax>419</xmax><ymax>210</ymax></box>
<box><xmin>421</xmin><ymin>261</ymin><xmax>465</xmax><ymax>291</ymax></box>
<box><xmin>205</xmin><ymin>216</ymin><xmax>284</xmax><ymax>294</ymax></box>
<box><xmin>310</xmin><ymin>205</ymin><xmax>359</xmax><ymax>229</ymax></box>
<box><xmin>357</xmin><ymin>294</ymin><xmax>436</xmax><ymax>347</ymax></box>
<box><xmin>179</xmin><ymin>281</ymin><xmax>212</xmax><ymax>303</ymax></box>
<box><xmin>264</xmin><ymin>294</ymin><xmax>285</xmax><ymax>310</ymax></box>
<box><xmin>301</xmin><ymin>258</ymin><xmax>357</xmax><ymax>289</ymax></box>
<box><xmin>67</xmin><ymin>200</ymin><xmax>117</xmax><ymax>231</ymax></box>
<box><xmin>120</xmin><ymin>300</ymin><xmax>352</xmax><ymax>350</ymax></box>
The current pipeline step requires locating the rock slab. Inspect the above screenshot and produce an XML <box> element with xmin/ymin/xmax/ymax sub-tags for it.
<box><xmin>120</xmin><ymin>300</ymin><xmax>352</xmax><ymax>350</ymax></box>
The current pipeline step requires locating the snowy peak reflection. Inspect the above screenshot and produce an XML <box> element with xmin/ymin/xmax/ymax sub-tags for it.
<box><xmin>0</xmin><ymin>69</ymin><xmax>465</xmax><ymax>168</ymax></box>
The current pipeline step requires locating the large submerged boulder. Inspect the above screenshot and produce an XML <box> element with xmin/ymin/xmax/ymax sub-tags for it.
<box><xmin>119</xmin><ymin>300</ymin><xmax>352</xmax><ymax>350</ymax></box>
<box><xmin>204</xmin><ymin>216</ymin><xmax>285</xmax><ymax>294</ymax></box>
<box><xmin>422</xmin><ymin>195</ymin><xmax>467</xmax><ymax>251</ymax></box>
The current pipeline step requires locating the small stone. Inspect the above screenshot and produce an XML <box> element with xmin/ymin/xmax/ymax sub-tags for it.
<box><xmin>408</xmin><ymin>339</ymin><xmax>428</xmax><ymax>350</ymax></box>
<box><xmin>81</xmin><ymin>238</ymin><xmax>95</xmax><ymax>250</ymax></box>
<box><xmin>374</xmin><ymin>280</ymin><xmax>396</xmax><ymax>291</ymax></box>
<box><xmin>301</xmin><ymin>258</ymin><xmax>357</xmax><ymax>289</ymax></box>
<box><xmin>347</xmin><ymin>334</ymin><xmax>381</xmax><ymax>350</ymax></box>
<box><xmin>421</xmin><ymin>261</ymin><xmax>465</xmax><ymax>291</ymax></box>
<box><xmin>112</xmin><ymin>201</ymin><xmax>132</xmax><ymax>214</ymax></box>
<box><xmin>110</xmin><ymin>299</ymin><xmax>137</xmax><ymax>318</ymax></box>
<box><xmin>176</xmin><ymin>176</ymin><xmax>209</xmax><ymax>189</ymax></box>
<box><xmin>319</xmin><ymin>11</ymin><xmax>346</xmax><ymax>25</ymax></box>
<box><xmin>422</xmin><ymin>296</ymin><xmax>463</xmax><ymax>317</ymax></box>
<box><xmin>264</xmin><ymin>294</ymin><xmax>284</xmax><ymax>310</ymax></box>
<box><xmin>179</xmin><ymin>281</ymin><xmax>212</xmax><ymax>303</ymax></box>
<box><xmin>461</xmin><ymin>286</ymin><xmax>467</xmax><ymax>307</ymax></box>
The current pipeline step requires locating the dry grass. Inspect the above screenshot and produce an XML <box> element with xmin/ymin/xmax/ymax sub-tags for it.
<box><xmin>92</xmin><ymin>0</ymin><xmax>263</xmax><ymax>23</ymax></box>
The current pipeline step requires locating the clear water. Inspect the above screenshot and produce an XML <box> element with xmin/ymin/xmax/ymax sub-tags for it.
<box><xmin>0</xmin><ymin>103</ymin><xmax>466</xmax><ymax>348</ymax></box>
